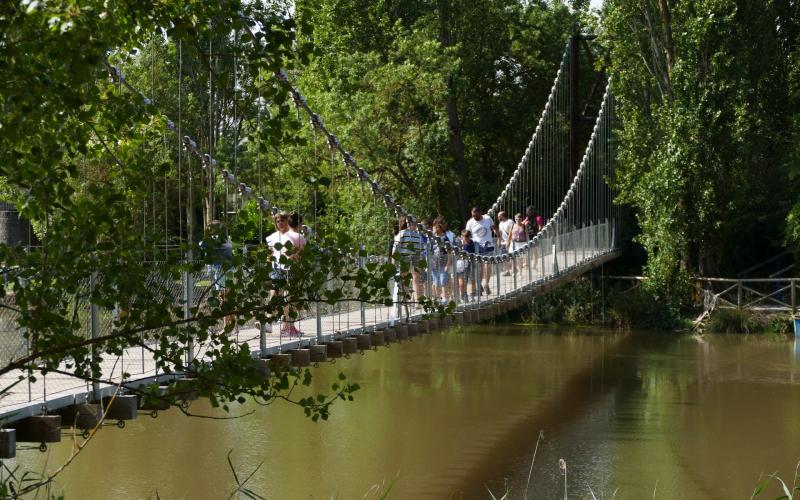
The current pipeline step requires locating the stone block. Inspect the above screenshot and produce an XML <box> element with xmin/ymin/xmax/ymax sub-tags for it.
<box><xmin>309</xmin><ymin>345</ymin><xmax>327</xmax><ymax>363</ymax></box>
<box><xmin>0</xmin><ymin>429</ymin><xmax>15</xmax><ymax>458</ymax></box>
<box><xmin>356</xmin><ymin>333</ymin><xmax>372</xmax><ymax>350</ymax></box>
<box><xmin>13</xmin><ymin>416</ymin><xmax>61</xmax><ymax>443</ymax></box>
<box><xmin>59</xmin><ymin>403</ymin><xmax>102</xmax><ymax>430</ymax></box>
<box><xmin>396</xmin><ymin>325</ymin><xmax>409</xmax><ymax>340</ymax></box>
<box><xmin>268</xmin><ymin>353</ymin><xmax>292</xmax><ymax>371</ymax></box>
<box><xmin>104</xmin><ymin>395</ymin><xmax>138</xmax><ymax>421</ymax></box>
<box><xmin>370</xmin><ymin>331</ymin><xmax>385</xmax><ymax>347</ymax></box>
<box><xmin>342</xmin><ymin>337</ymin><xmax>358</xmax><ymax>354</ymax></box>
<box><xmin>289</xmin><ymin>348</ymin><xmax>311</xmax><ymax>367</ymax></box>
<box><xmin>324</xmin><ymin>341</ymin><xmax>344</xmax><ymax>358</ymax></box>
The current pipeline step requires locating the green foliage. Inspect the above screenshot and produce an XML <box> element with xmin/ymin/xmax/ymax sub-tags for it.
<box><xmin>750</xmin><ymin>462</ymin><xmax>800</xmax><ymax>499</ymax></box>
<box><xmin>705</xmin><ymin>309</ymin><xmax>794</xmax><ymax>335</ymax></box>
<box><xmin>295</xmin><ymin>0</ymin><xmax>578</xmax><ymax>222</ymax></box>
<box><xmin>705</xmin><ymin>308</ymin><xmax>760</xmax><ymax>334</ymax></box>
<box><xmin>601</xmin><ymin>0</ymin><xmax>800</xmax><ymax>306</ymax></box>
<box><xmin>528</xmin><ymin>277</ymin><xmax>600</xmax><ymax>324</ymax></box>
<box><xmin>607</xmin><ymin>285</ymin><xmax>679</xmax><ymax>330</ymax></box>
<box><xmin>526</xmin><ymin>277</ymin><xmax>678</xmax><ymax>330</ymax></box>
<box><xmin>0</xmin><ymin>2</ymin><xmax>456</xmax><ymax>496</ymax></box>
<box><xmin>766</xmin><ymin>314</ymin><xmax>793</xmax><ymax>336</ymax></box>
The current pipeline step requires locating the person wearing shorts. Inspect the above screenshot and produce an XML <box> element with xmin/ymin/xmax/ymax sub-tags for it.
<box><xmin>507</xmin><ymin>213</ymin><xmax>529</xmax><ymax>271</ymax></box>
<box><xmin>465</xmin><ymin>207</ymin><xmax>498</xmax><ymax>296</ymax></box>
<box><xmin>393</xmin><ymin>217</ymin><xmax>423</xmax><ymax>305</ymax></box>
<box><xmin>430</xmin><ymin>222</ymin><xmax>451</xmax><ymax>303</ymax></box>
<box><xmin>266</xmin><ymin>212</ymin><xmax>298</xmax><ymax>336</ymax></box>
<box><xmin>457</xmin><ymin>230</ymin><xmax>476</xmax><ymax>302</ymax></box>
<box><xmin>498</xmin><ymin>211</ymin><xmax>513</xmax><ymax>275</ymax></box>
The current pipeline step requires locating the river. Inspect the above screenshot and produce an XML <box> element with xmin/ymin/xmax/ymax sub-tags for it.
<box><xmin>14</xmin><ymin>325</ymin><xmax>800</xmax><ymax>499</ymax></box>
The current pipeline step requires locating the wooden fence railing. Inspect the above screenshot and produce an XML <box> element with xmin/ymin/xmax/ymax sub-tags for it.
<box><xmin>606</xmin><ymin>276</ymin><xmax>800</xmax><ymax>315</ymax></box>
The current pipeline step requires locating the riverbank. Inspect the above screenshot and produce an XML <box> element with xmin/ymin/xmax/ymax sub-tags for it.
<box><xmin>517</xmin><ymin>277</ymin><xmax>796</xmax><ymax>335</ymax></box>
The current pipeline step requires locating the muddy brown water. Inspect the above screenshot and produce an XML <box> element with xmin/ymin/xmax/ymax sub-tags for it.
<box><xmin>13</xmin><ymin>326</ymin><xmax>800</xmax><ymax>499</ymax></box>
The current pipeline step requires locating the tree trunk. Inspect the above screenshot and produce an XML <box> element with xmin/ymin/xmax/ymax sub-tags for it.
<box><xmin>439</xmin><ymin>0</ymin><xmax>468</xmax><ymax>220</ymax></box>
<box><xmin>657</xmin><ymin>0</ymin><xmax>675</xmax><ymax>76</ymax></box>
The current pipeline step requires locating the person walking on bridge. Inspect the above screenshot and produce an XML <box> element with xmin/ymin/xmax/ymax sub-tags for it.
<box><xmin>266</xmin><ymin>211</ymin><xmax>302</xmax><ymax>337</ymax></box>
<box><xmin>497</xmin><ymin>211</ymin><xmax>513</xmax><ymax>276</ymax></box>
<box><xmin>285</xmin><ymin>212</ymin><xmax>307</xmax><ymax>335</ymax></box>
<box><xmin>465</xmin><ymin>207</ymin><xmax>498</xmax><ymax>296</ymax></box>
<box><xmin>200</xmin><ymin>219</ymin><xmax>234</xmax><ymax>329</ymax></box>
<box><xmin>522</xmin><ymin>206</ymin><xmax>543</xmax><ymax>271</ymax></box>
<box><xmin>430</xmin><ymin>222</ymin><xmax>451</xmax><ymax>303</ymax></box>
<box><xmin>457</xmin><ymin>229</ymin><xmax>476</xmax><ymax>302</ymax></box>
<box><xmin>393</xmin><ymin>217</ymin><xmax>423</xmax><ymax>307</ymax></box>
<box><xmin>507</xmin><ymin>213</ymin><xmax>528</xmax><ymax>272</ymax></box>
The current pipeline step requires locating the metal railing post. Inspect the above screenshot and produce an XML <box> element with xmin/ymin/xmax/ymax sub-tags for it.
<box><xmin>552</xmin><ymin>227</ymin><xmax>559</xmax><ymax>274</ymax></box>
<box><xmin>359</xmin><ymin>249</ymin><xmax>366</xmax><ymax>332</ymax></box>
<box><xmin>183</xmin><ymin>268</ymin><xmax>194</xmax><ymax>367</ymax></box>
<box><xmin>526</xmin><ymin>244</ymin><xmax>532</xmax><ymax>284</ymax></box>
<box><xmin>495</xmin><ymin>257</ymin><xmax>501</xmax><ymax>299</ymax></box>
<box><xmin>582</xmin><ymin>223</ymin><xmax>586</xmax><ymax>262</ymax></box>
<box><xmin>425</xmin><ymin>239</ymin><xmax>432</xmax><ymax>305</ymax></box>
<box><xmin>512</xmin><ymin>252</ymin><xmax>518</xmax><ymax>291</ymax></box>
<box><xmin>792</xmin><ymin>279</ymin><xmax>797</xmax><ymax>315</ymax></box>
<box><xmin>90</xmin><ymin>273</ymin><xmax>101</xmax><ymax>400</ymax></box>
<box><xmin>540</xmin><ymin>235</ymin><xmax>545</xmax><ymax>278</ymax></box>
<box><xmin>452</xmin><ymin>251</ymin><xmax>459</xmax><ymax>305</ymax></box>
<box><xmin>259</xmin><ymin>320</ymin><xmax>267</xmax><ymax>357</ymax></box>
<box><xmin>475</xmin><ymin>257</ymin><xmax>481</xmax><ymax>307</ymax></box>
<box><xmin>316</xmin><ymin>301</ymin><xmax>323</xmax><ymax>341</ymax></box>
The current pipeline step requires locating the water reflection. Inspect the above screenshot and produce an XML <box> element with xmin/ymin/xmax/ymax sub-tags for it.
<box><xmin>12</xmin><ymin>326</ymin><xmax>800</xmax><ymax>499</ymax></box>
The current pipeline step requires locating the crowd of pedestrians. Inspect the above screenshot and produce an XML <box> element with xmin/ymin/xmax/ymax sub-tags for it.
<box><xmin>390</xmin><ymin>206</ymin><xmax>545</xmax><ymax>305</ymax></box>
<box><xmin>201</xmin><ymin>202</ymin><xmax>545</xmax><ymax>337</ymax></box>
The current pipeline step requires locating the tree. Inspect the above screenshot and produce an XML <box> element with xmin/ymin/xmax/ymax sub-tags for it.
<box><xmin>0</xmin><ymin>1</ymin><xmax>423</xmax><ymax>494</ymax></box>
<box><xmin>294</xmin><ymin>0</ymin><xmax>577</xmax><ymax>227</ymax></box>
<box><xmin>601</xmin><ymin>0</ymin><xmax>800</xmax><ymax>309</ymax></box>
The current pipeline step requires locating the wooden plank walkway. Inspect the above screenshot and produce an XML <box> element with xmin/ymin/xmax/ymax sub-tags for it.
<box><xmin>0</xmin><ymin>228</ymin><xmax>619</xmax><ymax>423</ymax></box>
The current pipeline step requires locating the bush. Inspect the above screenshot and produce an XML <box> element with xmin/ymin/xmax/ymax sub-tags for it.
<box><xmin>607</xmin><ymin>286</ymin><xmax>678</xmax><ymax>330</ymax></box>
<box><xmin>765</xmin><ymin>313</ymin><xmax>793</xmax><ymax>335</ymax></box>
<box><xmin>705</xmin><ymin>308</ymin><xmax>761</xmax><ymax>334</ymax></box>
<box><xmin>528</xmin><ymin>277</ymin><xmax>600</xmax><ymax>324</ymax></box>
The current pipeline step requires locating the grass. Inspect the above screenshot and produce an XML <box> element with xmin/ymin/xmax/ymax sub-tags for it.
<box><xmin>705</xmin><ymin>309</ymin><xmax>794</xmax><ymax>336</ymax></box>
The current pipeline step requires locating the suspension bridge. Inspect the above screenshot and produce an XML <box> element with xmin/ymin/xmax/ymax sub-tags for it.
<box><xmin>0</xmin><ymin>31</ymin><xmax>620</xmax><ymax>455</ymax></box>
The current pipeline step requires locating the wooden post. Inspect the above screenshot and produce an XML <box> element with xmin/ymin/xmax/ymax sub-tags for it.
<box><xmin>792</xmin><ymin>279</ymin><xmax>796</xmax><ymax>315</ymax></box>
<box><xmin>737</xmin><ymin>280</ymin><xmax>743</xmax><ymax>309</ymax></box>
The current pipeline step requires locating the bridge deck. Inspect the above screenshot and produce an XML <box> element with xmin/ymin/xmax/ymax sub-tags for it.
<box><xmin>0</xmin><ymin>239</ymin><xmax>618</xmax><ymax>423</ymax></box>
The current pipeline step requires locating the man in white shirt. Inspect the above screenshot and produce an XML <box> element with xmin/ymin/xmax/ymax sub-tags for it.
<box><xmin>465</xmin><ymin>207</ymin><xmax>498</xmax><ymax>296</ymax></box>
<box><xmin>265</xmin><ymin>212</ymin><xmax>298</xmax><ymax>336</ymax></box>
